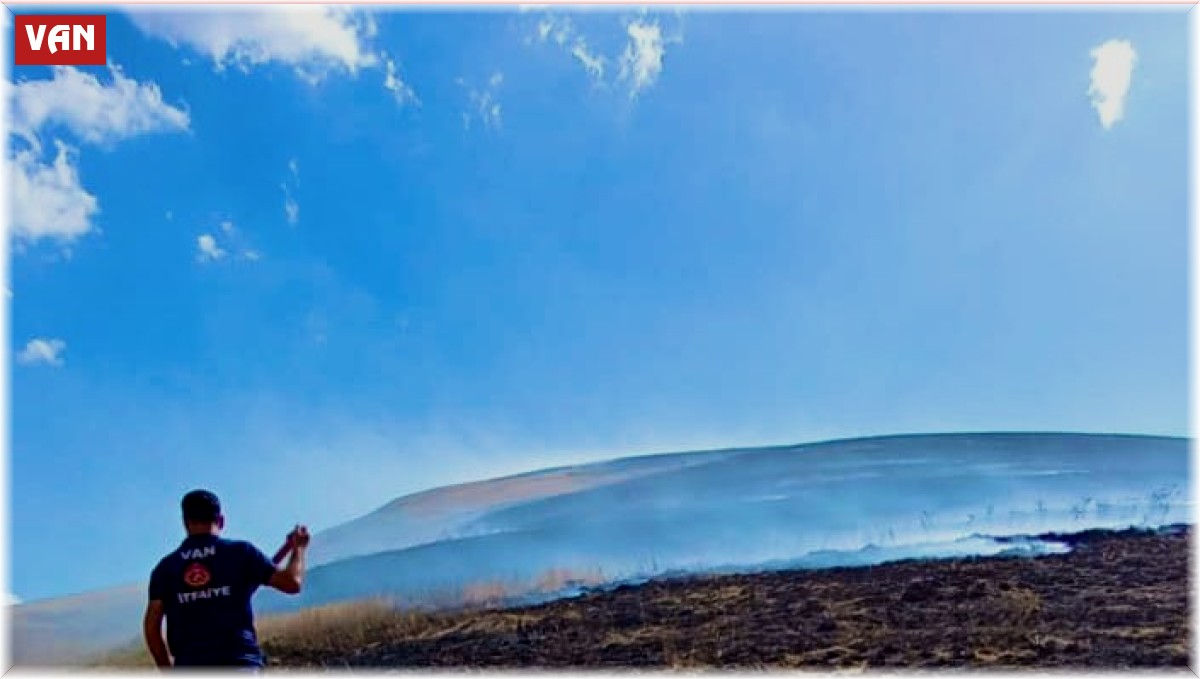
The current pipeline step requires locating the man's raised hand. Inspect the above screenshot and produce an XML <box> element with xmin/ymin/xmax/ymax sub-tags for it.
<box><xmin>291</xmin><ymin>525</ymin><xmax>311</xmax><ymax>550</ymax></box>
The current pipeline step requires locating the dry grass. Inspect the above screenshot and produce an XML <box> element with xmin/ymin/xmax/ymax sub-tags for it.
<box><xmin>92</xmin><ymin>600</ymin><xmax>448</xmax><ymax>669</ymax></box>
<box><xmin>261</xmin><ymin>600</ymin><xmax>438</xmax><ymax>647</ymax></box>
<box><xmin>89</xmin><ymin>565</ymin><xmax>609</xmax><ymax>669</ymax></box>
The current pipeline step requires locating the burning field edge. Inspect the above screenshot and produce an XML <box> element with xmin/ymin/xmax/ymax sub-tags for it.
<box><xmin>84</xmin><ymin>524</ymin><xmax>1193</xmax><ymax>671</ymax></box>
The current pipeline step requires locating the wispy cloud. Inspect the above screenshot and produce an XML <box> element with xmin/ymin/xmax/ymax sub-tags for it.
<box><xmin>127</xmin><ymin>6</ymin><xmax>379</xmax><ymax>83</ymax></box>
<box><xmin>461</xmin><ymin>72</ymin><xmax>504</xmax><ymax>131</ymax></box>
<box><xmin>533</xmin><ymin>15</ymin><xmax>602</xmax><ymax>85</ymax></box>
<box><xmin>199</xmin><ymin>220</ymin><xmax>259</xmax><ymax>262</ymax></box>
<box><xmin>284</xmin><ymin>195</ymin><xmax>300</xmax><ymax>226</ymax></box>
<box><xmin>197</xmin><ymin>234</ymin><xmax>227</xmax><ymax>262</ymax></box>
<box><xmin>536</xmin><ymin>17</ymin><xmax>554</xmax><ymax>43</ymax></box>
<box><xmin>282</xmin><ymin>159</ymin><xmax>300</xmax><ymax>226</ymax></box>
<box><xmin>382</xmin><ymin>54</ymin><xmax>419</xmax><ymax>107</ymax></box>
<box><xmin>619</xmin><ymin>20</ymin><xmax>666</xmax><ymax>98</ymax></box>
<box><xmin>571</xmin><ymin>40</ymin><xmax>606</xmax><ymax>82</ymax></box>
<box><xmin>17</xmin><ymin>338</ymin><xmax>67</xmax><ymax>367</ymax></box>
<box><xmin>1088</xmin><ymin>39</ymin><xmax>1137</xmax><ymax>130</ymax></box>
<box><xmin>530</xmin><ymin>14</ymin><xmax>679</xmax><ymax>96</ymax></box>
<box><xmin>535</xmin><ymin>15</ymin><xmax>574</xmax><ymax>47</ymax></box>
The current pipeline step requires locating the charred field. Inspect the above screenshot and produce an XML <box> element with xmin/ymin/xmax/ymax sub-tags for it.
<box><xmin>260</xmin><ymin>524</ymin><xmax>1191</xmax><ymax>670</ymax></box>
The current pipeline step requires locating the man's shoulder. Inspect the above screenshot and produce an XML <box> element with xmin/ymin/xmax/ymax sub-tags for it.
<box><xmin>215</xmin><ymin>538</ymin><xmax>271</xmax><ymax>562</ymax></box>
<box><xmin>217</xmin><ymin>537</ymin><xmax>257</xmax><ymax>552</ymax></box>
<box><xmin>152</xmin><ymin>549</ymin><xmax>179</xmax><ymax>572</ymax></box>
<box><xmin>149</xmin><ymin>550</ymin><xmax>180</xmax><ymax>589</ymax></box>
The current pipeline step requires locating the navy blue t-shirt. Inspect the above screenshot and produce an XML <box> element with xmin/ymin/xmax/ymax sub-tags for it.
<box><xmin>148</xmin><ymin>534</ymin><xmax>278</xmax><ymax>667</ymax></box>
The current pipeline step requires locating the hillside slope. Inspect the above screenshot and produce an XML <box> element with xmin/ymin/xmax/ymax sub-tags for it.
<box><xmin>14</xmin><ymin>432</ymin><xmax>1191</xmax><ymax>665</ymax></box>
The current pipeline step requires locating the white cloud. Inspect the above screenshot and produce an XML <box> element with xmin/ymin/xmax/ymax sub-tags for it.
<box><xmin>383</xmin><ymin>55</ymin><xmax>419</xmax><ymax>107</ymax></box>
<box><xmin>17</xmin><ymin>338</ymin><xmax>66</xmax><ymax>367</ymax></box>
<box><xmin>10</xmin><ymin>65</ymin><xmax>190</xmax><ymax>149</ymax></box>
<box><xmin>571</xmin><ymin>40</ymin><xmax>605</xmax><ymax>82</ymax></box>
<box><xmin>282</xmin><ymin>159</ymin><xmax>300</xmax><ymax>225</ymax></box>
<box><xmin>128</xmin><ymin>6</ymin><xmax>379</xmax><ymax>82</ymax></box>
<box><xmin>1088</xmin><ymin>39</ymin><xmax>1137</xmax><ymax>130</ymax></box>
<box><xmin>619</xmin><ymin>20</ymin><xmax>666</xmax><ymax>98</ymax></box>
<box><xmin>7</xmin><ymin>64</ymin><xmax>188</xmax><ymax>248</ymax></box>
<box><xmin>199</xmin><ymin>220</ymin><xmax>260</xmax><ymax>260</ymax></box>
<box><xmin>197</xmin><ymin>234</ymin><xmax>226</xmax><ymax>262</ymax></box>
<box><xmin>531</xmin><ymin>14</ymin><xmax>677</xmax><ymax>94</ymax></box>
<box><xmin>536</xmin><ymin>16</ymin><xmax>573</xmax><ymax>47</ymax></box>
<box><xmin>537</xmin><ymin>18</ymin><xmax>554</xmax><ymax>42</ymax></box>
<box><xmin>462</xmin><ymin>72</ymin><xmax>503</xmax><ymax>131</ymax></box>
<box><xmin>284</xmin><ymin>192</ymin><xmax>300</xmax><ymax>225</ymax></box>
<box><xmin>10</xmin><ymin>142</ymin><xmax>99</xmax><ymax>245</ymax></box>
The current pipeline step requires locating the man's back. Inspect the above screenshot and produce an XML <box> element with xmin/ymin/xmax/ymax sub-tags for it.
<box><xmin>149</xmin><ymin>534</ymin><xmax>277</xmax><ymax>667</ymax></box>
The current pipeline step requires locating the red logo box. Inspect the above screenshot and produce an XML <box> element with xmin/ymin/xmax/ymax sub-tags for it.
<box><xmin>14</xmin><ymin>15</ymin><xmax>106</xmax><ymax>66</ymax></box>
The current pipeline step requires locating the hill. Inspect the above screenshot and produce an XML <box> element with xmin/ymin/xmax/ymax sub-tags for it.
<box><xmin>15</xmin><ymin>432</ymin><xmax>1191</xmax><ymax>665</ymax></box>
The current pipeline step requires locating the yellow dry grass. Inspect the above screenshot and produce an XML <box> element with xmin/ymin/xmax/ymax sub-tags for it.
<box><xmin>89</xmin><ymin>565</ymin><xmax>609</xmax><ymax>669</ymax></box>
<box><xmin>93</xmin><ymin>600</ymin><xmax>442</xmax><ymax>668</ymax></box>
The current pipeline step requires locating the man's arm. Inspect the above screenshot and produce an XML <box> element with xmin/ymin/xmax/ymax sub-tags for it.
<box><xmin>263</xmin><ymin>525</ymin><xmax>310</xmax><ymax>595</ymax></box>
<box><xmin>142</xmin><ymin>600</ymin><xmax>171</xmax><ymax>668</ymax></box>
<box><xmin>268</xmin><ymin>544</ymin><xmax>306</xmax><ymax>594</ymax></box>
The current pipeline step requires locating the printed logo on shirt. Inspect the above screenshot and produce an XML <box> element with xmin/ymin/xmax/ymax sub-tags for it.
<box><xmin>180</xmin><ymin>546</ymin><xmax>216</xmax><ymax>560</ymax></box>
<box><xmin>177</xmin><ymin>586</ymin><xmax>232</xmax><ymax>604</ymax></box>
<box><xmin>183</xmin><ymin>562</ymin><xmax>211</xmax><ymax>588</ymax></box>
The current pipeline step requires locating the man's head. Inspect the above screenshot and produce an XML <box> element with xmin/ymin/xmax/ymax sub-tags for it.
<box><xmin>182</xmin><ymin>489</ymin><xmax>225</xmax><ymax>535</ymax></box>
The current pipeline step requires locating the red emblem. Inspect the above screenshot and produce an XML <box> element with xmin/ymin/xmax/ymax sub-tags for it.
<box><xmin>183</xmin><ymin>562</ymin><xmax>211</xmax><ymax>588</ymax></box>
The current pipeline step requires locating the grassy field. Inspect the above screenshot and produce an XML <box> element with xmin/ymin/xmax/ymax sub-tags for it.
<box><xmin>95</xmin><ymin>526</ymin><xmax>1190</xmax><ymax>670</ymax></box>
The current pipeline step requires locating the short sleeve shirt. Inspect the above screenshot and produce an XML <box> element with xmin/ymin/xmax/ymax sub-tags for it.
<box><xmin>149</xmin><ymin>534</ymin><xmax>277</xmax><ymax>667</ymax></box>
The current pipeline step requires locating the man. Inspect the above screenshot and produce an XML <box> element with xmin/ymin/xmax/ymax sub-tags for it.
<box><xmin>143</xmin><ymin>489</ymin><xmax>310</xmax><ymax>669</ymax></box>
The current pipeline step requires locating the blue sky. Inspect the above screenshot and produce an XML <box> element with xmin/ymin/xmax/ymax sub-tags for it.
<box><xmin>8</xmin><ymin>6</ymin><xmax>1188</xmax><ymax>602</ymax></box>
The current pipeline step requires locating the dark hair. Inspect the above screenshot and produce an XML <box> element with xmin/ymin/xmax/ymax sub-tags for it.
<box><xmin>182</xmin><ymin>489</ymin><xmax>222</xmax><ymax>524</ymax></box>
